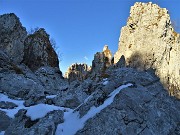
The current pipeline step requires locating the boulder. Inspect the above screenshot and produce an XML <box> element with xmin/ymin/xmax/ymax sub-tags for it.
<box><xmin>0</xmin><ymin>101</ymin><xmax>17</xmax><ymax>109</ymax></box>
<box><xmin>35</xmin><ymin>66</ymin><xmax>68</xmax><ymax>94</ymax></box>
<box><xmin>5</xmin><ymin>109</ymin><xmax>63</xmax><ymax>135</ymax></box>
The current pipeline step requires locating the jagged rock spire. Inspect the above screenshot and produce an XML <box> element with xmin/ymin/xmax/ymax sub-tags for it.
<box><xmin>114</xmin><ymin>2</ymin><xmax>180</xmax><ymax>98</ymax></box>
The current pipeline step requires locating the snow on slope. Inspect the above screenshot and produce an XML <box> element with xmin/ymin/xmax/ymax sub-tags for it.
<box><xmin>0</xmin><ymin>83</ymin><xmax>132</xmax><ymax>134</ymax></box>
<box><xmin>0</xmin><ymin>94</ymin><xmax>72</xmax><ymax>120</ymax></box>
<box><xmin>26</xmin><ymin>104</ymin><xmax>72</xmax><ymax>120</ymax></box>
<box><xmin>0</xmin><ymin>131</ymin><xmax>5</xmax><ymax>135</ymax></box>
<box><xmin>56</xmin><ymin>83</ymin><xmax>132</xmax><ymax>135</ymax></box>
<box><xmin>0</xmin><ymin>94</ymin><xmax>24</xmax><ymax>118</ymax></box>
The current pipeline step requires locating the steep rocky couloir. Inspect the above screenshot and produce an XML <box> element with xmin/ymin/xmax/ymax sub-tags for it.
<box><xmin>114</xmin><ymin>2</ymin><xmax>180</xmax><ymax>98</ymax></box>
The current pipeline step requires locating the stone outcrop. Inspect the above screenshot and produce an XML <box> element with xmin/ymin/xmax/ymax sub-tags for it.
<box><xmin>35</xmin><ymin>66</ymin><xmax>68</xmax><ymax>94</ymax></box>
<box><xmin>23</xmin><ymin>28</ymin><xmax>59</xmax><ymax>72</ymax></box>
<box><xmin>5</xmin><ymin>109</ymin><xmax>63</xmax><ymax>135</ymax></box>
<box><xmin>0</xmin><ymin>13</ymin><xmax>27</xmax><ymax>64</ymax></box>
<box><xmin>65</xmin><ymin>63</ymin><xmax>90</xmax><ymax>82</ymax></box>
<box><xmin>103</xmin><ymin>45</ymin><xmax>112</xmax><ymax>63</ymax></box>
<box><xmin>91</xmin><ymin>45</ymin><xmax>112</xmax><ymax>76</ymax></box>
<box><xmin>0</xmin><ymin>111</ymin><xmax>12</xmax><ymax>131</ymax></box>
<box><xmin>76</xmin><ymin>68</ymin><xmax>180</xmax><ymax>135</ymax></box>
<box><xmin>114</xmin><ymin>2</ymin><xmax>180</xmax><ymax>98</ymax></box>
<box><xmin>0</xmin><ymin>14</ymin><xmax>67</xmax><ymax>107</ymax></box>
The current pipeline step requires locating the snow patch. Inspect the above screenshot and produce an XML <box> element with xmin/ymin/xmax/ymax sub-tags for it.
<box><xmin>0</xmin><ymin>94</ymin><xmax>24</xmax><ymax>106</ymax></box>
<box><xmin>103</xmin><ymin>78</ymin><xmax>108</xmax><ymax>81</ymax></box>
<box><xmin>56</xmin><ymin>83</ymin><xmax>132</xmax><ymax>135</ymax></box>
<box><xmin>0</xmin><ymin>94</ymin><xmax>72</xmax><ymax>120</ymax></box>
<box><xmin>26</xmin><ymin>104</ymin><xmax>70</xmax><ymax>120</ymax></box>
<box><xmin>46</xmin><ymin>95</ymin><xmax>57</xmax><ymax>99</ymax></box>
<box><xmin>103</xmin><ymin>80</ymin><xmax>109</xmax><ymax>85</ymax></box>
<box><xmin>0</xmin><ymin>93</ymin><xmax>25</xmax><ymax>118</ymax></box>
<box><xmin>0</xmin><ymin>131</ymin><xmax>5</xmax><ymax>135</ymax></box>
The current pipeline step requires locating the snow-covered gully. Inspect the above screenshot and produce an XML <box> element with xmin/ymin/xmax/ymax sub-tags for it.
<box><xmin>0</xmin><ymin>94</ymin><xmax>72</xmax><ymax>120</ymax></box>
<box><xmin>0</xmin><ymin>83</ymin><xmax>132</xmax><ymax>135</ymax></box>
<box><xmin>55</xmin><ymin>83</ymin><xmax>132</xmax><ymax>135</ymax></box>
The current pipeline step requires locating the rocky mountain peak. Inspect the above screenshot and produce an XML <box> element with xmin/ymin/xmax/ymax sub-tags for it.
<box><xmin>103</xmin><ymin>44</ymin><xmax>112</xmax><ymax>60</ymax></box>
<box><xmin>34</xmin><ymin>28</ymin><xmax>50</xmax><ymax>38</ymax></box>
<box><xmin>0</xmin><ymin>13</ymin><xmax>27</xmax><ymax>64</ymax></box>
<box><xmin>114</xmin><ymin>2</ymin><xmax>180</xmax><ymax>98</ymax></box>
<box><xmin>23</xmin><ymin>28</ymin><xmax>59</xmax><ymax>72</ymax></box>
<box><xmin>65</xmin><ymin>63</ymin><xmax>90</xmax><ymax>82</ymax></box>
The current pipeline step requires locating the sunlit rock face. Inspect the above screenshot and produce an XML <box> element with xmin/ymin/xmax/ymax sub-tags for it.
<box><xmin>91</xmin><ymin>45</ymin><xmax>112</xmax><ymax>75</ymax></box>
<box><xmin>23</xmin><ymin>28</ymin><xmax>59</xmax><ymax>72</ymax></box>
<box><xmin>0</xmin><ymin>13</ymin><xmax>27</xmax><ymax>64</ymax></box>
<box><xmin>114</xmin><ymin>2</ymin><xmax>180</xmax><ymax>98</ymax></box>
<box><xmin>65</xmin><ymin>63</ymin><xmax>90</xmax><ymax>82</ymax></box>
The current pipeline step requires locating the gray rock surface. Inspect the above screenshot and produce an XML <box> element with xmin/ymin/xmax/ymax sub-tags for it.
<box><xmin>76</xmin><ymin>68</ymin><xmax>180</xmax><ymax>135</ymax></box>
<box><xmin>0</xmin><ymin>72</ymin><xmax>45</xmax><ymax>100</ymax></box>
<box><xmin>53</xmin><ymin>80</ymin><xmax>88</xmax><ymax>109</ymax></box>
<box><xmin>5</xmin><ymin>109</ymin><xmax>64</xmax><ymax>135</ymax></box>
<box><xmin>1</xmin><ymin>4</ymin><xmax>180</xmax><ymax>135</ymax></box>
<box><xmin>35</xmin><ymin>66</ymin><xmax>68</xmax><ymax>94</ymax></box>
<box><xmin>0</xmin><ymin>13</ymin><xmax>27</xmax><ymax>64</ymax></box>
<box><xmin>114</xmin><ymin>2</ymin><xmax>180</xmax><ymax>98</ymax></box>
<box><xmin>0</xmin><ymin>101</ymin><xmax>17</xmax><ymax>109</ymax></box>
<box><xmin>23</xmin><ymin>28</ymin><xmax>59</xmax><ymax>72</ymax></box>
<box><xmin>0</xmin><ymin>111</ymin><xmax>12</xmax><ymax>131</ymax></box>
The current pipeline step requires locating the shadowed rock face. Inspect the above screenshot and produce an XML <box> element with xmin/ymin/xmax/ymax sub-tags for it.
<box><xmin>23</xmin><ymin>28</ymin><xmax>59</xmax><ymax>72</ymax></box>
<box><xmin>76</xmin><ymin>68</ymin><xmax>180</xmax><ymax>135</ymax></box>
<box><xmin>0</xmin><ymin>13</ymin><xmax>27</xmax><ymax>64</ymax></box>
<box><xmin>114</xmin><ymin>2</ymin><xmax>180</xmax><ymax>98</ymax></box>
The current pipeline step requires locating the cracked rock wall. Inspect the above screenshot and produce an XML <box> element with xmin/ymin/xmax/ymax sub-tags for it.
<box><xmin>114</xmin><ymin>2</ymin><xmax>180</xmax><ymax>98</ymax></box>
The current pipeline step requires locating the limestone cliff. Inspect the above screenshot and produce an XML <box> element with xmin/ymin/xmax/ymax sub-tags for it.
<box><xmin>65</xmin><ymin>63</ymin><xmax>90</xmax><ymax>82</ymax></box>
<box><xmin>114</xmin><ymin>2</ymin><xmax>180</xmax><ymax>98</ymax></box>
<box><xmin>91</xmin><ymin>45</ymin><xmax>112</xmax><ymax>76</ymax></box>
<box><xmin>23</xmin><ymin>28</ymin><xmax>59</xmax><ymax>71</ymax></box>
<box><xmin>0</xmin><ymin>13</ymin><xmax>27</xmax><ymax>64</ymax></box>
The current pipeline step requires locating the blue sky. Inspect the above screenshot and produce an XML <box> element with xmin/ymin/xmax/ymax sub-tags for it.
<box><xmin>0</xmin><ymin>0</ymin><xmax>180</xmax><ymax>74</ymax></box>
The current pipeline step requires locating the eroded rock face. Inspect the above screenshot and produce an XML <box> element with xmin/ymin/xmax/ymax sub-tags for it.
<box><xmin>5</xmin><ymin>109</ymin><xmax>63</xmax><ymax>135</ymax></box>
<box><xmin>114</xmin><ymin>2</ymin><xmax>180</xmax><ymax>98</ymax></box>
<box><xmin>35</xmin><ymin>66</ymin><xmax>68</xmax><ymax>94</ymax></box>
<box><xmin>91</xmin><ymin>45</ymin><xmax>112</xmax><ymax>76</ymax></box>
<box><xmin>23</xmin><ymin>28</ymin><xmax>59</xmax><ymax>72</ymax></box>
<box><xmin>0</xmin><ymin>13</ymin><xmax>27</xmax><ymax>64</ymax></box>
<box><xmin>76</xmin><ymin>68</ymin><xmax>180</xmax><ymax>135</ymax></box>
<box><xmin>65</xmin><ymin>63</ymin><xmax>90</xmax><ymax>82</ymax></box>
<box><xmin>0</xmin><ymin>111</ymin><xmax>12</xmax><ymax>131</ymax></box>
